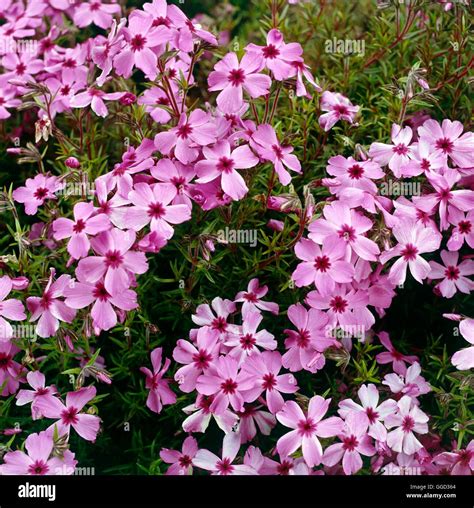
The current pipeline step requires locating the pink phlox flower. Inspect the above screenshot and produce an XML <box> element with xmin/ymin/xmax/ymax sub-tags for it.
<box><xmin>12</xmin><ymin>173</ymin><xmax>63</xmax><ymax>215</ymax></box>
<box><xmin>16</xmin><ymin>371</ymin><xmax>58</xmax><ymax>419</ymax></box>
<box><xmin>276</xmin><ymin>396</ymin><xmax>344</xmax><ymax>467</ymax></box>
<box><xmin>318</xmin><ymin>91</ymin><xmax>359</xmax><ymax>131</ymax></box>
<box><xmin>428</xmin><ymin>250</ymin><xmax>474</xmax><ymax>298</ymax></box>
<box><xmin>140</xmin><ymin>347</ymin><xmax>177</xmax><ymax>414</ymax></box>
<box><xmin>241</xmin><ymin>350</ymin><xmax>298</xmax><ymax>414</ymax></box>
<box><xmin>173</xmin><ymin>327</ymin><xmax>221</xmax><ymax>393</ymax></box>
<box><xmin>234</xmin><ymin>278</ymin><xmax>279</xmax><ymax>316</ymax></box>
<box><xmin>26</xmin><ymin>270</ymin><xmax>76</xmax><ymax>339</ymax></box>
<box><xmin>34</xmin><ymin>386</ymin><xmax>101</xmax><ymax>442</ymax></box>
<box><xmin>375</xmin><ymin>331</ymin><xmax>418</xmax><ymax>375</ymax></box>
<box><xmin>208</xmin><ymin>52</ymin><xmax>271</xmax><ymax>113</ymax></box>
<box><xmin>323</xmin><ymin>412</ymin><xmax>376</xmax><ymax>475</ymax></box>
<box><xmin>382</xmin><ymin>362</ymin><xmax>431</xmax><ymax>399</ymax></box>
<box><xmin>193</xmin><ymin>431</ymin><xmax>257</xmax><ymax>475</ymax></box>
<box><xmin>338</xmin><ymin>383</ymin><xmax>397</xmax><ymax>441</ymax></box>
<box><xmin>0</xmin><ymin>275</ymin><xmax>26</xmax><ymax>341</ymax></box>
<box><xmin>52</xmin><ymin>201</ymin><xmax>110</xmax><ymax>260</ymax></box>
<box><xmin>160</xmin><ymin>436</ymin><xmax>198</xmax><ymax>475</ymax></box>
<box><xmin>385</xmin><ymin>395</ymin><xmax>429</xmax><ymax>455</ymax></box>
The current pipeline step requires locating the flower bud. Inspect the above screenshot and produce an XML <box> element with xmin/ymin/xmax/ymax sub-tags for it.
<box><xmin>65</xmin><ymin>156</ymin><xmax>80</xmax><ymax>169</ymax></box>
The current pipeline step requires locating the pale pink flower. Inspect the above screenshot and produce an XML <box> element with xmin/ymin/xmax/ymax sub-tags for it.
<box><xmin>196</xmin><ymin>356</ymin><xmax>254</xmax><ymax>414</ymax></box>
<box><xmin>385</xmin><ymin>396</ymin><xmax>429</xmax><ymax>455</ymax></box>
<box><xmin>140</xmin><ymin>347</ymin><xmax>177</xmax><ymax>414</ymax></box>
<box><xmin>0</xmin><ymin>275</ymin><xmax>26</xmax><ymax>342</ymax></box>
<box><xmin>292</xmin><ymin>237</ymin><xmax>355</xmax><ymax>292</ymax></box>
<box><xmin>375</xmin><ymin>331</ymin><xmax>418</xmax><ymax>375</ymax></box>
<box><xmin>0</xmin><ymin>341</ymin><xmax>24</xmax><ymax>396</ymax></box>
<box><xmin>125</xmin><ymin>182</ymin><xmax>191</xmax><ymax>238</ymax></box>
<box><xmin>319</xmin><ymin>91</ymin><xmax>359</xmax><ymax>131</ymax></box>
<box><xmin>447</xmin><ymin>209</ymin><xmax>474</xmax><ymax>251</ymax></box>
<box><xmin>194</xmin><ymin>432</ymin><xmax>257</xmax><ymax>475</ymax></box>
<box><xmin>434</xmin><ymin>441</ymin><xmax>474</xmax><ymax>475</ymax></box>
<box><xmin>191</xmin><ymin>297</ymin><xmax>237</xmax><ymax>339</ymax></box>
<box><xmin>339</xmin><ymin>384</ymin><xmax>397</xmax><ymax>441</ymax></box>
<box><xmin>195</xmin><ymin>140</ymin><xmax>258</xmax><ymax>200</ymax></box>
<box><xmin>16</xmin><ymin>371</ymin><xmax>57</xmax><ymax>420</ymax></box>
<box><xmin>451</xmin><ymin>318</ymin><xmax>474</xmax><ymax>370</ymax></box>
<box><xmin>76</xmin><ymin>229</ymin><xmax>148</xmax><ymax>295</ymax></box>
<box><xmin>241</xmin><ymin>351</ymin><xmax>298</xmax><ymax>414</ymax></box>
<box><xmin>276</xmin><ymin>396</ymin><xmax>344</xmax><ymax>467</ymax></box>
<box><xmin>70</xmin><ymin>87</ymin><xmax>125</xmax><ymax>118</ymax></box>
<box><xmin>35</xmin><ymin>386</ymin><xmax>101</xmax><ymax>442</ymax></box>
<box><xmin>173</xmin><ymin>327</ymin><xmax>221</xmax><ymax>393</ymax></box>
<box><xmin>0</xmin><ymin>430</ymin><xmax>76</xmax><ymax>475</ymax></box>
<box><xmin>150</xmin><ymin>158</ymin><xmax>196</xmax><ymax>208</ymax></box>
<box><xmin>308</xmin><ymin>202</ymin><xmax>380</xmax><ymax>262</ymax></box>
<box><xmin>52</xmin><ymin>202</ymin><xmax>110</xmax><ymax>259</ymax></box>
<box><xmin>368</xmin><ymin>124</ymin><xmax>415</xmax><ymax>177</ymax></box>
<box><xmin>154</xmin><ymin>110</ymin><xmax>216</xmax><ymax>164</ymax></box>
<box><xmin>379</xmin><ymin>220</ymin><xmax>441</xmax><ymax>285</ymax></box>
<box><xmin>234</xmin><ymin>278</ymin><xmax>279</xmax><ymax>316</ymax></box>
<box><xmin>63</xmin><ymin>275</ymin><xmax>138</xmax><ymax>333</ymax></box>
<box><xmin>282</xmin><ymin>303</ymin><xmax>335</xmax><ymax>373</ymax></box>
<box><xmin>323</xmin><ymin>412</ymin><xmax>375</xmax><ymax>475</ymax></box>
<box><xmin>182</xmin><ymin>394</ymin><xmax>238</xmax><ymax>434</ymax></box>
<box><xmin>418</xmin><ymin>119</ymin><xmax>474</xmax><ymax>168</ymax></box>
<box><xmin>208</xmin><ymin>52</ymin><xmax>271</xmax><ymax>113</ymax></box>
<box><xmin>26</xmin><ymin>272</ymin><xmax>76</xmax><ymax>339</ymax></box>
<box><xmin>428</xmin><ymin>250</ymin><xmax>474</xmax><ymax>298</ymax></box>
<box><xmin>382</xmin><ymin>362</ymin><xmax>431</xmax><ymax>398</ymax></box>
<box><xmin>12</xmin><ymin>174</ymin><xmax>63</xmax><ymax>215</ymax></box>
<box><xmin>251</xmin><ymin>124</ymin><xmax>301</xmax><ymax>185</ymax></box>
<box><xmin>114</xmin><ymin>11</ymin><xmax>170</xmax><ymax>80</ymax></box>
<box><xmin>73</xmin><ymin>0</ymin><xmax>121</xmax><ymax>30</ymax></box>
<box><xmin>237</xmin><ymin>405</ymin><xmax>276</xmax><ymax>443</ymax></box>
<box><xmin>245</xmin><ymin>29</ymin><xmax>303</xmax><ymax>81</ymax></box>
<box><xmin>160</xmin><ymin>436</ymin><xmax>198</xmax><ymax>475</ymax></box>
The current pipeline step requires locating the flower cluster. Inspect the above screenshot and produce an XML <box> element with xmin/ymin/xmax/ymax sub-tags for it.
<box><xmin>0</xmin><ymin>0</ymin><xmax>472</xmax><ymax>478</ymax></box>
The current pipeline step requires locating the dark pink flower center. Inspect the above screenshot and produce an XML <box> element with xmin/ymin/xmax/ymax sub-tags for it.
<box><xmin>16</xmin><ymin>63</ymin><xmax>26</xmax><ymax>75</ymax></box>
<box><xmin>63</xmin><ymin>58</ymin><xmax>76</xmax><ymax>69</ymax></box>
<box><xmin>348</xmin><ymin>164</ymin><xmax>364</xmax><ymax>179</ymax></box>
<box><xmin>262</xmin><ymin>372</ymin><xmax>277</xmax><ymax>390</ymax></box>
<box><xmin>329</xmin><ymin>295</ymin><xmax>348</xmax><ymax>313</ymax></box>
<box><xmin>277</xmin><ymin>460</ymin><xmax>293</xmax><ymax>475</ymax></box>
<box><xmin>401</xmin><ymin>243</ymin><xmax>418</xmax><ymax>261</ymax></box>
<box><xmin>240</xmin><ymin>333</ymin><xmax>256</xmax><ymax>350</ymax></box>
<box><xmin>217</xmin><ymin>156</ymin><xmax>235</xmax><ymax>173</ymax></box>
<box><xmin>334</xmin><ymin>104</ymin><xmax>349</xmax><ymax>116</ymax></box>
<box><xmin>105</xmin><ymin>250</ymin><xmax>124</xmax><ymax>268</ymax></box>
<box><xmin>131</xmin><ymin>34</ymin><xmax>147</xmax><ymax>51</ymax></box>
<box><xmin>61</xmin><ymin>406</ymin><xmax>79</xmax><ymax>425</ymax></box>
<box><xmin>148</xmin><ymin>202</ymin><xmax>165</xmax><ymax>219</ymax></box>
<box><xmin>178</xmin><ymin>455</ymin><xmax>192</xmax><ymax>468</ymax></box>
<box><xmin>152</xmin><ymin>17</ymin><xmax>170</xmax><ymax>28</ymax></box>
<box><xmin>297</xmin><ymin>329</ymin><xmax>311</xmax><ymax>348</ymax></box>
<box><xmin>0</xmin><ymin>353</ymin><xmax>12</xmax><ymax>370</ymax></box>
<box><xmin>192</xmin><ymin>349</ymin><xmax>212</xmax><ymax>369</ymax></box>
<box><xmin>314</xmin><ymin>255</ymin><xmax>331</xmax><ymax>272</ymax></box>
<box><xmin>392</xmin><ymin>144</ymin><xmax>408</xmax><ymax>155</ymax></box>
<box><xmin>216</xmin><ymin>457</ymin><xmax>234</xmax><ymax>475</ymax></box>
<box><xmin>92</xmin><ymin>282</ymin><xmax>111</xmax><ymax>301</ymax></box>
<box><xmin>262</xmin><ymin>44</ymin><xmax>280</xmax><ymax>59</ymax></box>
<box><xmin>338</xmin><ymin>224</ymin><xmax>356</xmax><ymax>242</ymax></box>
<box><xmin>220</xmin><ymin>378</ymin><xmax>238</xmax><ymax>394</ymax></box>
<box><xmin>61</xmin><ymin>85</ymin><xmax>71</xmax><ymax>96</ymax></box>
<box><xmin>0</xmin><ymin>97</ymin><xmax>5</xmax><ymax>105</ymax></box>
<box><xmin>297</xmin><ymin>417</ymin><xmax>317</xmax><ymax>437</ymax></box>
<box><xmin>342</xmin><ymin>434</ymin><xmax>359</xmax><ymax>451</ymax></box>
<box><xmin>444</xmin><ymin>265</ymin><xmax>460</xmax><ymax>280</ymax></box>
<box><xmin>228</xmin><ymin>68</ymin><xmax>245</xmax><ymax>86</ymax></box>
<box><xmin>272</xmin><ymin>144</ymin><xmax>283</xmax><ymax>159</ymax></box>
<box><xmin>27</xmin><ymin>460</ymin><xmax>49</xmax><ymax>475</ymax></box>
<box><xmin>402</xmin><ymin>415</ymin><xmax>415</xmax><ymax>432</ymax></box>
<box><xmin>438</xmin><ymin>188</ymin><xmax>452</xmax><ymax>201</ymax></box>
<box><xmin>244</xmin><ymin>292</ymin><xmax>257</xmax><ymax>302</ymax></box>
<box><xmin>458</xmin><ymin>220</ymin><xmax>471</xmax><ymax>234</ymax></box>
<box><xmin>177</xmin><ymin>123</ymin><xmax>192</xmax><ymax>139</ymax></box>
<box><xmin>90</xmin><ymin>1</ymin><xmax>101</xmax><ymax>11</ymax></box>
<box><xmin>366</xmin><ymin>407</ymin><xmax>379</xmax><ymax>424</ymax></box>
<box><xmin>435</xmin><ymin>137</ymin><xmax>453</xmax><ymax>154</ymax></box>
<box><xmin>33</xmin><ymin>187</ymin><xmax>48</xmax><ymax>200</ymax></box>
<box><xmin>40</xmin><ymin>291</ymin><xmax>53</xmax><ymax>309</ymax></box>
<box><xmin>420</xmin><ymin>158</ymin><xmax>431</xmax><ymax>170</ymax></box>
<box><xmin>211</xmin><ymin>316</ymin><xmax>227</xmax><ymax>332</ymax></box>
<box><xmin>35</xmin><ymin>387</ymin><xmax>49</xmax><ymax>396</ymax></box>
<box><xmin>73</xmin><ymin>218</ymin><xmax>86</xmax><ymax>233</ymax></box>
